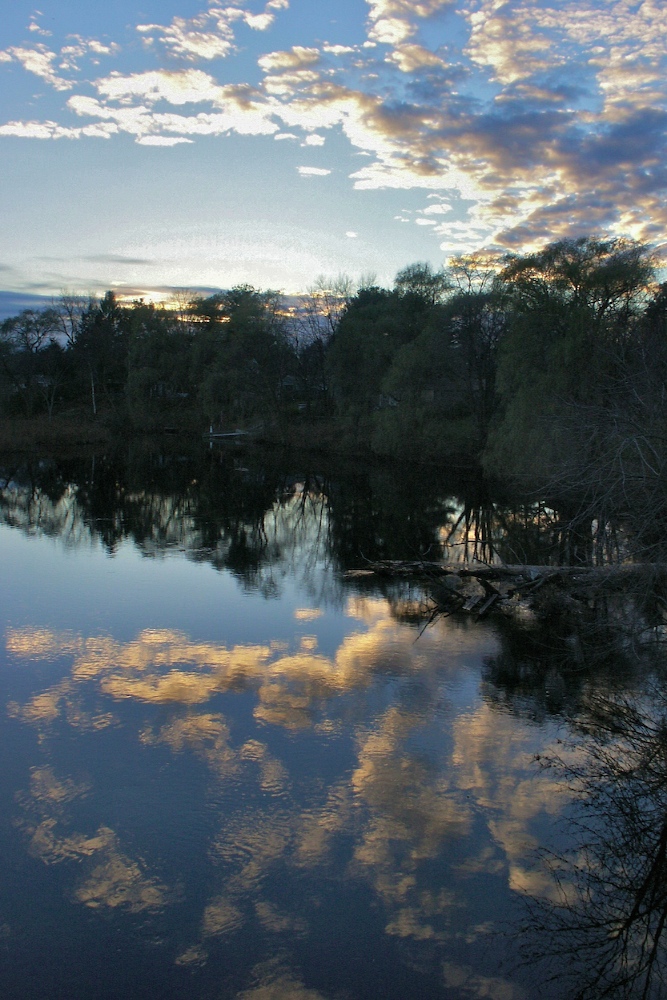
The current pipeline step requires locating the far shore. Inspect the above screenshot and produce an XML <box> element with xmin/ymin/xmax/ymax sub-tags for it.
<box><xmin>0</xmin><ymin>414</ymin><xmax>370</xmax><ymax>460</ymax></box>
<box><xmin>0</xmin><ymin>415</ymin><xmax>113</xmax><ymax>453</ymax></box>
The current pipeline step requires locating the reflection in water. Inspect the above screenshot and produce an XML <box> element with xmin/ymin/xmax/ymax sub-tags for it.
<box><xmin>16</xmin><ymin>765</ymin><xmax>167</xmax><ymax>912</ymax></box>
<box><xmin>0</xmin><ymin>445</ymin><xmax>622</xmax><ymax>575</ymax></box>
<box><xmin>4</xmin><ymin>607</ymin><xmax>562</xmax><ymax>999</ymax></box>
<box><xmin>520</xmin><ymin>683</ymin><xmax>667</xmax><ymax>1000</ymax></box>
<box><xmin>0</xmin><ymin>445</ymin><xmax>654</xmax><ymax>999</ymax></box>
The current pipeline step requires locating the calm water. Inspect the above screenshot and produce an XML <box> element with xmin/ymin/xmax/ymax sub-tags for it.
<box><xmin>0</xmin><ymin>445</ymin><xmax>662</xmax><ymax>999</ymax></box>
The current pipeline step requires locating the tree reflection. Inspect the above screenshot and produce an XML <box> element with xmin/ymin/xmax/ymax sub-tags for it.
<box><xmin>521</xmin><ymin>679</ymin><xmax>667</xmax><ymax>999</ymax></box>
<box><xmin>0</xmin><ymin>443</ymin><xmax>620</xmax><ymax>587</ymax></box>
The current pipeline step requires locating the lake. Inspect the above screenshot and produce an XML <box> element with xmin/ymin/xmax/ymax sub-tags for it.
<box><xmin>0</xmin><ymin>442</ymin><xmax>663</xmax><ymax>1000</ymax></box>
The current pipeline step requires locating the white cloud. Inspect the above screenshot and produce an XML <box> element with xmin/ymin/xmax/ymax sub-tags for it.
<box><xmin>0</xmin><ymin>119</ymin><xmax>117</xmax><ymax>139</ymax></box>
<box><xmin>346</xmin><ymin>231</ymin><xmax>358</xmax><ymax>237</ymax></box>
<box><xmin>421</xmin><ymin>202</ymin><xmax>452</xmax><ymax>215</ymax></box>
<box><xmin>297</xmin><ymin>166</ymin><xmax>332</xmax><ymax>176</ymax></box>
<box><xmin>323</xmin><ymin>44</ymin><xmax>356</xmax><ymax>56</ymax></box>
<box><xmin>136</xmin><ymin>136</ymin><xmax>194</xmax><ymax>146</ymax></box>
<box><xmin>59</xmin><ymin>36</ymin><xmax>120</xmax><ymax>71</ymax></box>
<box><xmin>244</xmin><ymin>13</ymin><xmax>274</xmax><ymax>31</ymax></box>
<box><xmin>136</xmin><ymin>10</ymin><xmax>238</xmax><ymax>62</ymax></box>
<box><xmin>96</xmin><ymin>69</ymin><xmax>227</xmax><ymax>106</ymax></box>
<box><xmin>303</xmin><ymin>133</ymin><xmax>325</xmax><ymax>146</ymax></box>
<box><xmin>7</xmin><ymin>45</ymin><xmax>72</xmax><ymax>90</ymax></box>
<box><xmin>366</xmin><ymin>0</ymin><xmax>454</xmax><ymax>45</ymax></box>
<box><xmin>263</xmin><ymin>69</ymin><xmax>321</xmax><ymax>97</ymax></box>
<box><xmin>153</xmin><ymin>109</ymin><xmax>277</xmax><ymax>137</ymax></box>
<box><xmin>136</xmin><ymin>1</ymin><xmax>290</xmax><ymax>61</ymax></box>
<box><xmin>28</xmin><ymin>13</ymin><xmax>51</xmax><ymax>37</ymax></box>
<box><xmin>69</xmin><ymin>91</ymin><xmax>278</xmax><ymax>139</ymax></box>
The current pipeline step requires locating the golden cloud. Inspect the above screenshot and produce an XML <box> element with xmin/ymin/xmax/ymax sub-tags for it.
<box><xmin>201</xmin><ymin>894</ymin><xmax>245</xmax><ymax>936</ymax></box>
<box><xmin>237</xmin><ymin>963</ymin><xmax>328</xmax><ymax>1000</ymax></box>
<box><xmin>258</xmin><ymin>46</ymin><xmax>321</xmax><ymax>73</ymax></box>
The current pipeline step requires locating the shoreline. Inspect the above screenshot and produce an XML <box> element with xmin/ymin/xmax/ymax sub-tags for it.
<box><xmin>0</xmin><ymin>414</ymin><xmax>478</xmax><ymax>472</ymax></box>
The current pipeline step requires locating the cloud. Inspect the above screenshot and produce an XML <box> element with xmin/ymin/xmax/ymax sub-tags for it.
<box><xmin>5</xmin><ymin>45</ymin><xmax>72</xmax><ymax>90</ymax></box>
<box><xmin>136</xmin><ymin>11</ymin><xmax>238</xmax><ymax>62</ymax></box>
<box><xmin>136</xmin><ymin>135</ymin><xmax>194</xmax><ymax>145</ymax></box>
<box><xmin>323</xmin><ymin>44</ymin><xmax>356</xmax><ymax>56</ymax></box>
<box><xmin>28</xmin><ymin>13</ymin><xmax>51</xmax><ymax>37</ymax></box>
<box><xmin>421</xmin><ymin>201</ymin><xmax>452</xmax><ymax>214</ymax></box>
<box><xmin>82</xmin><ymin>254</ymin><xmax>156</xmax><ymax>265</ymax></box>
<box><xmin>59</xmin><ymin>36</ymin><xmax>120</xmax><ymax>71</ymax></box>
<box><xmin>366</xmin><ymin>0</ymin><xmax>454</xmax><ymax>45</ymax></box>
<box><xmin>297</xmin><ymin>166</ymin><xmax>331</xmax><ymax>176</ymax></box>
<box><xmin>388</xmin><ymin>44</ymin><xmax>449</xmax><ymax>73</ymax></box>
<box><xmin>136</xmin><ymin>1</ymin><xmax>290</xmax><ymax>62</ymax></box>
<box><xmin>0</xmin><ymin>119</ymin><xmax>117</xmax><ymax>139</ymax></box>
<box><xmin>68</xmin><ymin>75</ymin><xmax>279</xmax><ymax>139</ymax></box>
<box><xmin>244</xmin><ymin>13</ymin><xmax>274</xmax><ymax>31</ymax></box>
<box><xmin>96</xmin><ymin>68</ymin><xmax>224</xmax><ymax>105</ymax></box>
<box><xmin>258</xmin><ymin>46</ymin><xmax>320</xmax><ymax>73</ymax></box>
<box><xmin>2</xmin><ymin>0</ymin><xmax>667</xmax><ymax>254</ymax></box>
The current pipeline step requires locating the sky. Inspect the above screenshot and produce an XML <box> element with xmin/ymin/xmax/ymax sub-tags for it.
<box><xmin>1</xmin><ymin>0</ymin><xmax>666</xmax><ymax>305</ymax></box>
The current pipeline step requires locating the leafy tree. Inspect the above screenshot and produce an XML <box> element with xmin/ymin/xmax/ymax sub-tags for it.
<box><xmin>191</xmin><ymin>285</ymin><xmax>294</xmax><ymax>433</ymax></box>
<box><xmin>326</xmin><ymin>287</ymin><xmax>405</xmax><ymax>443</ymax></box>
<box><xmin>484</xmin><ymin>237</ymin><xmax>657</xmax><ymax>486</ymax></box>
<box><xmin>70</xmin><ymin>291</ymin><xmax>128</xmax><ymax>417</ymax></box>
<box><xmin>374</xmin><ymin>288</ymin><xmax>505</xmax><ymax>460</ymax></box>
<box><xmin>125</xmin><ymin>301</ymin><xmax>193</xmax><ymax>427</ymax></box>
<box><xmin>393</xmin><ymin>262</ymin><xmax>450</xmax><ymax>306</ymax></box>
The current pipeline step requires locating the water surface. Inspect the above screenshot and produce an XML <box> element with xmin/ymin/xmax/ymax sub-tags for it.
<box><xmin>0</xmin><ymin>446</ymin><xmax>659</xmax><ymax>999</ymax></box>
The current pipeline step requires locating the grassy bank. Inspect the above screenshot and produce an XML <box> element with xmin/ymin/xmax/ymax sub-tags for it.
<box><xmin>0</xmin><ymin>415</ymin><xmax>113</xmax><ymax>453</ymax></box>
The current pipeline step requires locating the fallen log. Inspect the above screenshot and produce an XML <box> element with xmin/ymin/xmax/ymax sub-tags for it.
<box><xmin>343</xmin><ymin>560</ymin><xmax>667</xmax><ymax>582</ymax></box>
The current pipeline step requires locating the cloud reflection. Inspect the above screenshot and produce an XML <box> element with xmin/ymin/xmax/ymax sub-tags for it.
<box><xmin>15</xmin><ymin>766</ymin><xmax>168</xmax><ymax>912</ymax></box>
<box><xmin>5</xmin><ymin>599</ymin><xmax>571</xmax><ymax>988</ymax></box>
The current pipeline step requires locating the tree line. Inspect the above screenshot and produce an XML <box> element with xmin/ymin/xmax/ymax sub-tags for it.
<box><xmin>1</xmin><ymin>236</ymin><xmax>666</xmax><ymax>550</ymax></box>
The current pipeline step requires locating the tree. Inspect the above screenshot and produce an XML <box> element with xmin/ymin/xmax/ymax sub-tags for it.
<box><xmin>191</xmin><ymin>285</ymin><xmax>294</xmax><ymax>433</ymax></box>
<box><xmin>125</xmin><ymin>301</ymin><xmax>192</xmax><ymax>427</ymax></box>
<box><xmin>374</xmin><ymin>288</ymin><xmax>506</xmax><ymax>460</ymax></box>
<box><xmin>70</xmin><ymin>291</ymin><xmax>127</xmax><ymax>417</ymax></box>
<box><xmin>394</xmin><ymin>262</ymin><xmax>450</xmax><ymax>306</ymax></box>
<box><xmin>499</xmin><ymin>237</ymin><xmax>656</xmax><ymax>330</ymax></box>
<box><xmin>0</xmin><ymin>308</ymin><xmax>60</xmax><ymax>416</ymax></box>
<box><xmin>484</xmin><ymin>237</ymin><xmax>658</xmax><ymax>486</ymax></box>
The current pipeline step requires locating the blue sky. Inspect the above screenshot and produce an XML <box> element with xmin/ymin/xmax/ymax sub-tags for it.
<box><xmin>1</xmin><ymin>0</ymin><xmax>666</xmax><ymax>303</ymax></box>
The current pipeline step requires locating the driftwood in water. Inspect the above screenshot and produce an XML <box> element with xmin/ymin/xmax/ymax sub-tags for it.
<box><xmin>344</xmin><ymin>561</ymin><xmax>667</xmax><ymax>583</ymax></box>
<box><xmin>343</xmin><ymin>561</ymin><xmax>667</xmax><ymax>618</ymax></box>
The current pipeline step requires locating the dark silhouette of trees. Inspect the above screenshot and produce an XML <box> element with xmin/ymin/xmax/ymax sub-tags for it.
<box><xmin>189</xmin><ymin>285</ymin><xmax>293</xmax><ymax>434</ymax></box>
<box><xmin>70</xmin><ymin>291</ymin><xmax>127</xmax><ymax>417</ymax></box>
<box><xmin>0</xmin><ymin>234</ymin><xmax>663</xmax><ymax>545</ymax></box>
<box><xmin>0</xmin><ymin>307</ymin><xmax>67</xmax><ymax>417</ymax></box>
<box><xmin>485</xmin><ymin>237</ymin><xmax>657</xmax><ymax>481</ymax></box>
<box><xmin>522</xmin><ymin>681</ymin><xmax>667</xmax><ymax>1000</ymax></box>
